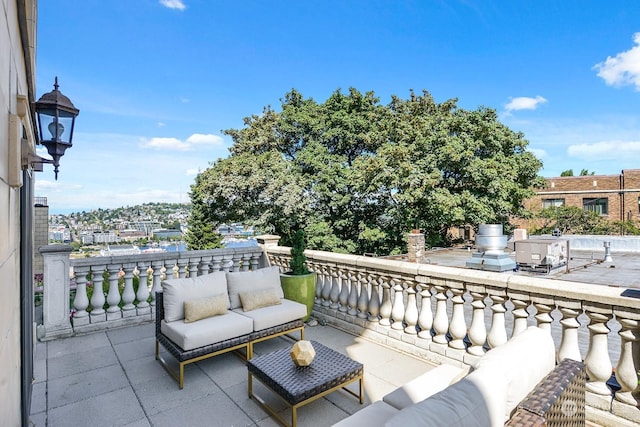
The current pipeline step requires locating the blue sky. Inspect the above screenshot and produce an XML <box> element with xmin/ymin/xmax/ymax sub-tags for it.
<box><xmin>35</xmin><ymin>0</ymin><xmax>640</xmax><ymax>213</ymax></box>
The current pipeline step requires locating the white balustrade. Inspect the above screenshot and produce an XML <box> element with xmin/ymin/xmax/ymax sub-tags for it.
<box><xmin>448</xmin><ymin>286</ymin><xmax>466</xmax><ymax>349</ymax></box>
<box><xmin>357</xmin><ymin>273</ymin><xmax>369</xmax><ymax>319</ymax></box>
<box><xmin>390</xmin><ymin>280</ymin><xmax>405</xmax><ymax>330</ymax></box>
<box><xmin>404</xmin><ymin>283</ymin><xmax>418</xmax><ymax>335</ymax></box>
<box><xmin>417</xmin><ymin>283</ymin><xmax>433</xmax><ymax>340</ymax></box>
<box><xmin>432</xmin><ymin>284</ymin><xmax>449</xmax><ymax>344</ymax></box>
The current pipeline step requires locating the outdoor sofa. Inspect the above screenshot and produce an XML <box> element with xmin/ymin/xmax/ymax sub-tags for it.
<box><xmin>334</xmin><ymin>326</ymin><xmax>586</xmax><ymax>426</ymax></box>
<box><xmin>155</xmin><ymin>266</ymin><xmax>306</xmax><ymax>388</ymax></box>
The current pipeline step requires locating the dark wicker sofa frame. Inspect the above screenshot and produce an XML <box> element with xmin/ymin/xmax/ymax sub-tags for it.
<box><xmin>506</xmin><ymin>358</ymin><xmax>586</xmax><ymax>426</ymax></box>
<box><xmin>155</xmin><ymin>292</ymin><xmax>305</xmax><ymax>389</ymax></box>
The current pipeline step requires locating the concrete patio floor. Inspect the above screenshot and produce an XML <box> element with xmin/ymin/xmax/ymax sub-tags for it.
<box><xmin>29</xmin><ymin>322</ymin><xmax>437</xmax><ymax>427</ymax></box>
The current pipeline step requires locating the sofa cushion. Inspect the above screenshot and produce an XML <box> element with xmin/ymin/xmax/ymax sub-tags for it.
<box><xmin>472</xmin><ymin>326</ymin><xmax>555</xmax><ymax>419</ymax></box>
<box><xmin>333</xmin><ymin>401</ymin><xmax>398</xmax><ymax>427</ymax></box>
<box><xmin>239</xmin><ymin>287</ymin><xmax>282</xmax><ymax>312</ymax></box>
<box><xmin>382</xmin><ymin>363</ymin><xmax>468</xmax><ymax>410</ymax></box>
<box><xmin>226</xmin><ymin>266</ymin><xmax>284</xmax><ymax>310</ymax></box>
<box><xmin>162</xmin><ymin>271</ymin><xmax>229</xmax><ymax>322</ymax></box>
<box><xmin>161</xmin><ymin>311</ymin><xmax>253</xmax><ymax>351</ymax></box>
<box><xmin>384</xmin><ymin>366</ymin><xmax>508</xmax><ymax>427</ymax></box>
<box><xmin>184</xmin><ymin>294</ymin><xmax>228</xmax><ymax>323</ymax></box>
<box><xmin>233</xmin><ymin>298</ymin><xmax>306</xmax><ymax>331</ymax></box>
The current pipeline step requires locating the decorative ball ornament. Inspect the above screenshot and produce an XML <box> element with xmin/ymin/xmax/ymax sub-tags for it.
<box><xmin>290</xmin><ymin>340</ymin><xmax>316</xmax><ymax>366</ymax></box>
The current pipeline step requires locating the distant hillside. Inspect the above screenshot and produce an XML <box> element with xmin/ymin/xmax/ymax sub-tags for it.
<box><xmin>49</xmin><ymin>202</ymin><xmax>191</xmax><ymax>231</ymax></box>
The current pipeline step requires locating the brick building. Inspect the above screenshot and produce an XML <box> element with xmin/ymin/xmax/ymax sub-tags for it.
<box><xmin>522</xmin><ymin>169</ymin><xmax>640</xmax><ymax>229</ymax></box>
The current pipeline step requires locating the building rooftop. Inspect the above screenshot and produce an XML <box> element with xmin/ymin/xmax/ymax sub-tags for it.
<box><xmin>391</xmin><ymin>246</ymin><xmax>640</xmax><ymax>289</ymax></box>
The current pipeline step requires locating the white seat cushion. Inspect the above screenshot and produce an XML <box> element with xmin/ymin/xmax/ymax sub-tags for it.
<box><xmin>161</xmin><ymin>311</ymin><xmax>253</xmax><ymax>351</ymax></box>
<box><xmin>382</xmin><ymin>364</ymin><xmax>468</xmax><ymax>409</ymax></box>
<box><xmin>233</xmin><ymin>298</ymin><xmax>306</xmax><ymax>331</ymax></box>
<box><xmin>226</xmin><ymin>266</ymin><xmax>284</xmax><ymax>310</ymax></box>
<box><xmin>161</xmin><ymin>271</ymin><xmax>229</xmax><ymax>322</ymax></box>
<box><xmin>332</xmin><ymin>401</ymin><xmax>398</xmax><ymax>427</ymax></box>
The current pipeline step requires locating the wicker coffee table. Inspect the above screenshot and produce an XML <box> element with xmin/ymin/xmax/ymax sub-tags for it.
<box><xmin>247</xmin><ymin>340</ymin><xmax>364</xmax><ymax>427</ymax></box>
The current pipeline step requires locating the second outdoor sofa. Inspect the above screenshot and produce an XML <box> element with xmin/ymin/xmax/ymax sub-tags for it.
<box><xmin>155</xmin><ymin>265</ymin><xmax>307</xmax><ymax>388</ymax></box>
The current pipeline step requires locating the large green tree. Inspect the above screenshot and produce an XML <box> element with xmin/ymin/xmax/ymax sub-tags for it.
<box><xmin>190</xmin><ymin>88</ymin><xmax>543</xmax><ymax>254</ymax></box>
<box><xmin>184</xmin><ymin>173</ymin><xmax>224</xmax><ymax>250</ymax></box>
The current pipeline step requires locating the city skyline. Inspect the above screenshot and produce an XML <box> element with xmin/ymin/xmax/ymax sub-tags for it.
<box><xmin>36</xmin><ymin>1</ymin><xmax>640</xmax><ymax>213</ymax></box>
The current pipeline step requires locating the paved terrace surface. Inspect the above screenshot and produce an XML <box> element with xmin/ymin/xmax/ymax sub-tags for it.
<box><xmin>29</xmin><ymin>323</ymin><xmax>437</xmax><ymax>427</ymax></box>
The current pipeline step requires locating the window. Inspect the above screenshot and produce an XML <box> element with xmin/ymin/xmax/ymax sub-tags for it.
<box><xmin>542</xmin><ymin>198</ymin><xmax>565</xmax><ymax>208</ymax></box>
<box><xmin>583</xmin><ymin>198</ymin><xmax>608</xmax><ymax>215</ymax></box>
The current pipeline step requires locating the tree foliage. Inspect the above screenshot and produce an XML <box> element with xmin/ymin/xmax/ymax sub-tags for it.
<box><xmin>531</xmin><ymin>206</ymin><xmax>613</xmax><ymax>235</ymax></box>
<box><xmin>184</xmin><ymin>173</ymin><xmax>224</xmax><ymax>250</ymax></box>
<box><xmin>191</xmin><ymin>88</ymin><xmax>543</xmax><ymax>254</ymax></box>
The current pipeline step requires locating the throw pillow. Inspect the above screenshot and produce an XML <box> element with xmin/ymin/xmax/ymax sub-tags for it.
<box><xmin>226</xmin><ymin>266</ymin><xmax>284</xmax><ymax>309</ymax></box>
<box><xmin>239</xmin><ymin>287</ymin><xmax>282</xmax><ymax>312</ymax></box>
<box><xmin>183</xmin><ymin>293</ymin><xmax>228</xmax><ymax>323</ymax></box>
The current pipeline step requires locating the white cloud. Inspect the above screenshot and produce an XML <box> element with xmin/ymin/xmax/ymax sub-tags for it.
<box><xmin>157</xmin><ymin>122</ymin><xmax>166</xmax><ymax>127</ymax></box>
<box><xmin>185</xmin><ymin>168</ymin><xmax>201</xmax><ymax>176</ymax></box>
<box><xmin>527</xmin><ymin>148</ymin><xmax>547</xmax><ymax>159</ymax></box>
<box><xmin>567</xmin><ymin>141</ymin><xmax>640</xmax><ymax>160</ymax></box>
<box><xmin>141</xmin><ymin>133</ymin><xmax>223</xmax><ymax>151</ymax></box>
<box><xmin>504</xmin><ymin>96</ymin><xmax>548</xmax><ymax>113</ymax></box>
<box><xmin>141</xmin><ymin>137</ymin><xmax>189</xmax><ymax>151</ymax></box>
<box><xmin>593</xmin><ymin>33</ymin><xmax>640</xmax><ymax>90</ymax></box>
<box><xmin>186</xmin><ymin>133</ymin><xmax>223</xmax><ymax>146</ymax></box>
<box><xmin>159</xmin><ymin>0</ymin><xmax>186</xmax><ymax>11</ymax></box>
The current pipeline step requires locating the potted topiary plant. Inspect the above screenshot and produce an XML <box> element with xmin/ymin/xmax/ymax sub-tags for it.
<box><xmin>280</xmin><ymin>229</ymin><xmax>316</xmax><ymax>321</ymax></box>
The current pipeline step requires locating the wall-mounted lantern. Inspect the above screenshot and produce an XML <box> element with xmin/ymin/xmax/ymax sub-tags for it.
<box><xmin>35</xmin><ymin>77</ymin><xmax>79</xmax><ymax>179</ymax></box>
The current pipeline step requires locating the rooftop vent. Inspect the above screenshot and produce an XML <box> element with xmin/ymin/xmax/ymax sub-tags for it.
<box><xmin>465</xmin><ymin>224</ymin><xmax>516</xmax><ymax>272</ymax></box>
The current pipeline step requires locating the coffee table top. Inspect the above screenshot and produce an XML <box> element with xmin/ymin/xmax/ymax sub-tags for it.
<box><xmin>247</xmin><ymin>340</ymin><xmax>363</xmax><ymax>405</ymax></box>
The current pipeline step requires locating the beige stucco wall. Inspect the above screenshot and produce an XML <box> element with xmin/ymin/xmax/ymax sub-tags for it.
<box><xmin>0</xmin><ymin>0</ymin><xmax>37</xmax><ymax>425</ymax></box>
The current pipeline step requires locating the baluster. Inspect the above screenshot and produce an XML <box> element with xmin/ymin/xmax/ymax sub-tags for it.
<box><xmin>72</xmin><ymin>266</ymin><xmax>90</xmax><ymax>322</ymax></box>
<box><xmin>379</xmin><ymin>275</ymin><xmax>392</xmax><ymax>326</ymax></box>
<box><xmin>90</xmin><ymin>266</ymin><xmax>106</xmax><ymax>322</ymax></box>
<box><xmin>241</xmin><ymin>253</ymin><xmax>251</xmax><ymax>271</ymax></box>
<box><xmin>188</xmin><ymin>257</ymin><xmax>200</xmax><ymax>277</ymax></box>
<box><xmin>448</xmin><ymin>285</ymin><xmax>466</xmax><ymax>349</ymax></box>
<box><xmin>558</xmin><ymin>303</ymin><xmax>582</xmax><ymax>362</ymax></box>
<box><xmin>404</xmin><ymin>282</ymin><xmax>418</xmax><ymax>334</ymax></box>
<box><xmin>322</xmin><ymin>266</ymin><xmax>332</xmax><ymax>306</ymax></box>
<box><xmin>417</xmin><ymin>283</ymin><xmax>433</xmax><ymax>339</ymax></box>
<box><xmin>176</xmin><ymin>259</ymin><xmax>188</xmax><ymax>278</ymax></box>
<box><xmin>337</xmin><ymin>269</ymin><xmax>348</xmax><ymax>312</ymax></box>
<box><xmin>432</xmin><ymin>284</ymin><xmax>449</xmax><ymax>344</ymax></box>
<box><xmin>391</xmin><ymin>280</ymin><xmax>405</xmax><ymax>330</ymax></box>
<box><xmin>356</xmin><ymin>273</ymin><xmax>369</xmax><ymax>319</ymax></box>
<box><xmin>467</xmin><ymin>290</ymin><xmax>487</xmax><ymax>355</ymax></box>
<box><xmin>106</xmin><ymin>264</ymin><xmax>122</xmax><ymax>320</ymax></box>
<box><xmin>250</xmin><ymin>252</ymin><xmax>261</xmax><ymax>270</ymax></box>
<box><xmin>121</xmin><ymin>263</ymin><xmax>136</xmax><ymax>316</ymax></box>
<box><xmin>199</xmin><ymin>256</ymin><xmax>212</xmax><ymax>275</ymax></box>
<box><xmin>231</xmin><ymin>253</ymin><xmax>242</xmax><ymax>272</ymax></box>
<box><xmin>533</xmin><ymin>300</ymin><xmax>554</xmax><ymax>332</ymax></box>
<box><xmin>222</xmin><ymin>254</ymin><xmax>234</xmax><ymax>271</ymax></box>
<box><xmin>584</xmin><ymin>307</ymin><xmax>613</xmax><ymax>395</ymax></box>
<box><xmin>136</xmin><ymin>263</ymin><xmax>150</xmax><ymax>313</ymax></box>
<box><xmin>510</xmin><ymin>292</ymin><xmax>530</xmax><ymax>337</ymax></box>
<box><xmin>314</xmin><ymin>265</ymin><xmax>324</xmax><ymax>303</ymax></box>
<box><xmin>367</xmin><ymin>274</ymin><xmax>380</xmax><ymax>322</ymax></box>
<box><xmin>330</xmin><ymin>268</ymin><xmax>341</xmax><ymax>309</ymax></box>
<box><xmin>150</xmin><ymin>261</ymin><xmax>163</xmax><ymax>308</ymax></box>
<box><xmin>347</xmin><ymin>271</ymin><xmax>359</xmax><ymax>316</ymax></box>
<box><xmin>615</xmin><ymin>316</ymin><xmax>640</xmax><ymax>405</ymax></box>
<box><xmin>487</xmin><ymin>292</ymin><xmax>507</xmax><ymax>349</ymax></box>
<box><xmin>211</xmin><ymin>255</ymin><xmax>223</xmax><ymax>272</ymax></box>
